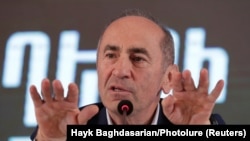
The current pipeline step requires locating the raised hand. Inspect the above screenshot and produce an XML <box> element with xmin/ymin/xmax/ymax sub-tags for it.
<box><xmin>30</xmin><ymin>78</ymin><xmax>99</xmax><ymax>140</ymax></box>
<box><xmin>162</xmin><ymin>67</ymin><xmax>224</xmax><ymax>124</ymax></box>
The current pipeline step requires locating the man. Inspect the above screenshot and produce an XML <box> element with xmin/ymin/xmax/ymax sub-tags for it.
<box><xmin>30</xmin><ymin>9</ymin><xmax>225</xmax><ymax>140</ymax></box>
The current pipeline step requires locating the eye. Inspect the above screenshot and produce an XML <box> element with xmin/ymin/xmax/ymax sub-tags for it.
<box><xmin>130</xmin><ymin>54</ymin><xmax>147</xmax><ymax>64</ymax></box>
<box><xmin>130</xmin><ymin>54</ymin><xmax>149</xmax><ymax>68</ymax></box>
<box><xmin>131</xmin><ymin>56</ymin><xmax>144</xmax><ymax>62</ymax></box>
<box><xmin>105</xmin><ymin>53</ymin><xmax>116</xmax><ymax>59</ymax></box>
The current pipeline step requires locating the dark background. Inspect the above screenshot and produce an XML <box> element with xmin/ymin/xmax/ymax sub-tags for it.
<box><xmin>0</xmin><ymin>0</ymin><xmax>250</xmax><ymax>140</ymax></box>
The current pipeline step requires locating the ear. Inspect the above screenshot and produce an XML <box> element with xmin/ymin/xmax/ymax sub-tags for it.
<box><xmin>161</xmin><ymin>64</ymin><xmax>179</xmax><ymax>94</ymax></box>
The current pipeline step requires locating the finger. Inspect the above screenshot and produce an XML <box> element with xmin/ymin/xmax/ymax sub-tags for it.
<box><xmin>197</xmin><ymin>68</ymin><xmax>209</xmax><ymax>94</ymax></box>
<box><xmin>65</xmin><ymin>82</ymin><xmax>79</xmax><ymax>104</ymax></box>
<box><xmin>171</xmin><ymin>71</ymin><xmax>184</xmax><ymax>92</ymax></box>
<box><xmin>182</xmin><ymin>70</ymin><xmax>196</xmax><ymax>91</ymax></box>
<box><xmin>41</xmin><ymin>78</ymin><xmax>53</xmax><ymax>102</ymax></box>
<box><xmin>78</xmin><ymin>105</ymin><xmax>99</xmax><ymax>124</ymax></box>
<box><xmin>52</xmin><ymin>80</ymin><xmax>65</xmax><ymax>101</ymax></box>
<box><xmin>30</xmin><ymin>85</ymin><xmax>43</xmax><ymax>107</ymax></box>
<box><xmin>161</xmin><ymin>95</ymin><xmax>175</xmax><ymax>115</ymax></box>
<box><xmin>209</xmin><ymin>80</ymin><xmax>224</xmax><ymax>101</ymax></box>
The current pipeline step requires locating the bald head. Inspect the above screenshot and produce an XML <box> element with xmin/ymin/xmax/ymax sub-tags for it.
<box><xmin>97</xmin><ymin>9</ymin><xmax>174</xmax><ymax>70</ymax></box>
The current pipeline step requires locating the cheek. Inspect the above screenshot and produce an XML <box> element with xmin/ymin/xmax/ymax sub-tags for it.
<box><xmin>97</xmin><ymin>66</ymin><xmax>105</xmax><ymax>83</ymax></box>
<box><xmin>139</xmin><ymin>70</ymin><xmax>162</xmax><ymax>92</ymax></box>
<box><xmin>97</xmin><ymin>63</ymin><xmax>111</xmax><ymax>87</ymax></box>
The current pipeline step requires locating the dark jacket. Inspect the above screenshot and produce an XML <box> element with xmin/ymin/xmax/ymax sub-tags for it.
<box><xmin>85</xmin><ymin>102</ymin><xmax>225</xmax><ymax>125</ymax></box>
<box><xmin>30</xmin><ymin>101</ymin><xmax>225</xmax><ymax>140</ymax></box>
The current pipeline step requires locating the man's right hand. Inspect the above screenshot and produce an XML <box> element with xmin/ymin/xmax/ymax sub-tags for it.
<box><xmin>30</xmin><ymin>78</ymin><xmax>99</xmax><ymax>141</ymax></box>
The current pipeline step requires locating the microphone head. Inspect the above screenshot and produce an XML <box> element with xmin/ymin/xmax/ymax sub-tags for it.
<box><xmin>117</xmin><ymin>100</ymin><xmax>133</xmax><ymax>116</ymax></box>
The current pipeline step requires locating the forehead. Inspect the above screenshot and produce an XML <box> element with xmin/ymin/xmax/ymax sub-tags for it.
<box><xmin>99</xmin><ymin>16</ymin><xmax>164</xmax><ymax>51</ymax></box>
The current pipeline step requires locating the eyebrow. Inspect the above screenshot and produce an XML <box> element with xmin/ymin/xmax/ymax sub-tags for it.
<box><xmin>103</xmin><ymin>45</ymin><xmax>120</xmax><ymax>53</ymax></box>
<box><xmin>128</xmin><ymin>47</ymin><xmax>151</xmax><ymax>59</ymax></box>
<box><xmin>103</xmin><ymin>45</ymin><xmax>151</xmax><ymax>59</ymax></box>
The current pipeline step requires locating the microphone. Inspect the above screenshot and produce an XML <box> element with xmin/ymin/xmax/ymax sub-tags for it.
<box><xmin>117</xmin><ymin>100</ymin><xmax>133</xmax><ymax>124</ymax></box>
<box><xmin>117</xmin><ymin>100</ymin><xmax>133</xmax><ymax>116</ymax></box>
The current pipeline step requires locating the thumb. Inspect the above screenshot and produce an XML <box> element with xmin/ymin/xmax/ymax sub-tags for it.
<box><xmin>161</xmin><ymin>95</ymin><xmax>175</xmax><ymax>116</ymax></box>
<box><xmin>77</xmin><ymin>104</ymin><xmax>99</xmax><ymax>124</ymax></box>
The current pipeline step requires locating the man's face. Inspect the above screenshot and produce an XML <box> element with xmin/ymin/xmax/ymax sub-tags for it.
<box><xmin>97</xmin><ymin>16</ymin><xmax>166</xmax><ymax>116</ymax></box>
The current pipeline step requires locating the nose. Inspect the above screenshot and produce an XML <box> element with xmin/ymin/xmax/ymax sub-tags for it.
<box><xmin>112</xmin><ymin>58</ymin><xmax>132</xmax><ymax>79</ymax></box>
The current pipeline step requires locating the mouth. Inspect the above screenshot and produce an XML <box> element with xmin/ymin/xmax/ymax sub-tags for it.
<box><xmin>108</xmin><ymin>84</ymin><xmax>133</xmax><ymax>94</ymax></box>
<box><xmin>110</xmin><ymin>86</ymin><xmax>127</xmax><ymax>92</ymax></box>
<box><xmin>107</xmin><ymin>85</ymin><xmax>133</xmax><ymax>100</ymax></box>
